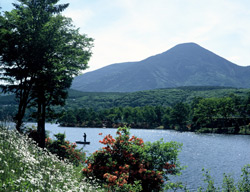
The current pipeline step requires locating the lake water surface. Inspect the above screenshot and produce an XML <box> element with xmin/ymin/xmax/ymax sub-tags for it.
<box><xmin>31</xmin><ymin>123</ymin><xmax>250</xmax><ymax>191</ymax></box>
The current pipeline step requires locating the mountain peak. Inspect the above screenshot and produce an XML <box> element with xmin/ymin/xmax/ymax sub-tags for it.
<box><xmin>168</xmin><ymin>42</ymin><xmax>205</xmax><ymax>53</ymax></box>
<box><xmin>72</xmin><ymin>43</ymin><xmax>250</xmax><ymax>92</ymax></box>
<box><xmin>175</xmin><ymin>42</ymin><xmax>200</xmax><ymax>47</ymax></box>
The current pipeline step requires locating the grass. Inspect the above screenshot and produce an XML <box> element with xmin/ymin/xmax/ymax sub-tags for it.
<box><xmin>0</xmin><ymin>125</ymin><xmax>105</xmax><ymax>192</ymax></box>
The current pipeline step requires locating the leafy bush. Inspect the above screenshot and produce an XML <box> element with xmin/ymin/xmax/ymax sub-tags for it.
<box><xmin>45</xmin><ymin>133</ymin><xmax>85</xmax><ymax>166</ymax></box>
<box><xmin>82</xmin><ymin>127</ymin><xmax>182</xmax><ymax>191</ymax></box>
<box><xmin>197</xmin><ymin>165</ymin><xmax>250</xmax><ymax>192</ymax></box>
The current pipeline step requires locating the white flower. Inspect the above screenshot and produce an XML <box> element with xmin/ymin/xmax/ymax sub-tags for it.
<box><xmin>0</xmin><ymin>126</ymin><xmax>102</xmax><ymax>191</ymax></box>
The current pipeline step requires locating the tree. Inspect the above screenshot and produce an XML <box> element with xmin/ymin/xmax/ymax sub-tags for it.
<box><xmin>58</xmin><ymin>110</ymin><xmax>77</xmax><ymax>126</ymax></box>
<box><xmin>76</xmin><ymin>108</ymin><xmax>88</xmax><ymax>123</ymax></box>
<box><xmin>0</xmin><ymin>0</ymin><xmax>93</xmax><ymax>147</ymax></box>
<box><xmin>217</xmin><ymin>97</ymin><xmax>235</xmax><ymax>129</ymax></box>
<box><xmin>162</xmin><ymin>107</ymin><xmax>171</xmax><ymax>129</ymax></box>
<box><xmin>155</xmin><ymin>106</ymin><xmax>164</xmax><ymax>126</ymax></box>
<box><xmin>170</xmin><ymin>102</ymin><xmax>190</xmax><ymax>131</ymax></box>
<box><xmin>142</xmin><ymin>106</ymin><xmax>158</xmax><ymax>127</ymax></box>
<box><xmin>192</xmin><ymin>98</ymin><xmax>218</xmax><ymax>130</ymax></box>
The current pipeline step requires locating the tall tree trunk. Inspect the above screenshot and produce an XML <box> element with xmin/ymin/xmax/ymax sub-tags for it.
<box><xmin>37</xmin><ymin>101</ymin><xmax>42</xmax><ymax>147</ymax></box>
<box><xmin>15</xmin><ymin>81</ymin><xmax>33</xmax><ymax>132</ymax></box>
<box><xmin>15</xmin><ymin>92</ymin><xmax>29</xmax><ymax>132</ymax></box>
<box><xmin>41</xmin><ymin>101</ymin><xmax>46</xmax><ymax>148</ymax></box>
<box><xmin>37</xmin><ymin>99</ymin><xmax>46</xmax><ymax>148</ymax></box>
<box><xmin>15</xmin><ymin>103</ymin><xmax>24</xmax><ymax>132</ymax></box>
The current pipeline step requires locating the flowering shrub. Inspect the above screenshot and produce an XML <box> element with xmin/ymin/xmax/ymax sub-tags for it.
<box><xmin>0</xmin><ymin>125</ymin><xmax>103</xmax><ymax>192</ymax></box>
<box><xmin>45</xmin><ymin>133</ymin><xmax>85</xmax><ymax>166</ymax></box>
<box><xmin>82</xmin><ymin>127</ymin><xmax>182</xmax><ymax>191</ymax></box>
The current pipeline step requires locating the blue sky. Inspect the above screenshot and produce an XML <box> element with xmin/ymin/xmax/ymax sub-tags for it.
<box><xmin>1</xmin><ymin>0</ymin><xmax>250</xmax><ymax>73</ymax></box>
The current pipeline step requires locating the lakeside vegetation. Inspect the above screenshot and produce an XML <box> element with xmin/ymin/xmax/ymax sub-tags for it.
<box><xmin>2</xmin><ymin>86</ymin><xmax>250</xmax><ymax>134</ymax></box>
<box><xmin>1</xmin><ymin>125</ymin><xmax>250</xmax><ymax>191</ymax></box>
<box><xmin>56</xmin><ymin>88</ymin><xmax>250</xmax><ymax>134</ymax></box>
<box><xmin>0</xmin><ymin>125</ymin><xmax>103</xmax><ymax>192</ymax></box>
<box><xmin>83</xmin><ymin>127</ymin><xmax>183</xmax><ymax>191</ymax></box>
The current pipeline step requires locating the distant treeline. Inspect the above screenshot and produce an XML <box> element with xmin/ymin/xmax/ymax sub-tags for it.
<box><xmin>0</xmin><ymin>105</ymin><xmax>17</xmax><ymax>122</ymax></box>
<box><xmin>63</xmin><ymin>87</ymin><xmax>250</xmax><ymax>110</ymax></box>
<box><xmin>1</xmin><ymin>86</ymin><xmax>250</xmax><ymax>110</ymax></box>
<box><xmin>58</xmin><ymin>93</ymin><xmax>250</xmax><ymax>134</ymax></box>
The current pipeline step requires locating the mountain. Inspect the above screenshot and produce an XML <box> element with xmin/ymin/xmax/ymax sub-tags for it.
<box><xmin>71</xmin><ymin>43</ymin><xmax>250</xmax><ymax>92</ymax></box>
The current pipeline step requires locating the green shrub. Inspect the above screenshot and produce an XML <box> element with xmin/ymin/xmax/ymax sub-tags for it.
<box><xmin>82</xmin><ymin>127</ymin><xmax>182</xmax><ymax>191</ymax></box>
<box><xmin>45</xmin><ymin>133</ymin><xmax>86</xmax><ymax>166</ymax></box>
<box><xmin>197</xmin><ymin>165</ymin><xmax>250</xmax><ymax>192</ymax></box>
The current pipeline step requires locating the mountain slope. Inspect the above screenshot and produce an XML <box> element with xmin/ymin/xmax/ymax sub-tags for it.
<box><xmin>71</xmin><ymin>43</ymin><xmax>250</xmax><ymax>92</ymax></box>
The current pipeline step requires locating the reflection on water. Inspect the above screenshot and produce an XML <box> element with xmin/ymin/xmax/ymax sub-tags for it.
<box><xmin>28</xmin><ymin>123</ymin><xmax>250</xmax><ymax>191</ymax></box>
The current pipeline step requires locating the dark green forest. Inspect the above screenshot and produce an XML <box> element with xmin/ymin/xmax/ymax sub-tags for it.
<box><xmin>64</xmin><ymin>86</ymin><xmax>250</xmax><ymax>110</ymax></box>
<box><xmin>2</xmin><ymin>86</ymin><xmax>250</xmax><ymax>134</ymax></box>
<box><xmin>58</xmin><ymin>94</ymin><xmax>250</xmax><ymax>134</ymax></box>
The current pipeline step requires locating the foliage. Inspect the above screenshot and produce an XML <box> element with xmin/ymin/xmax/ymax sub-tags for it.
<box><xmin>0</xmin><ymin>125</ymin><xmax>103</xmax><ymax>192</ymax></box>
<box><xmin>45</xmin><ymin>133</ymin><xmax>86</xmax><ymax>166</ymax></box>
<box><xmin>0</xmin><ymin>105</ymin><xmax>16</xmax><ymax>122</ymax></box>
<box><xmin>238</xmin><ymin>165</ymin><xmax>250</xmax><ymax>191</ymax></box>
<box><xmin>1</xmin><ymin>124</ymin><xmax>249</xmax><ymax>191</ymax></box>
<box><xmin>192</xmin><ymin>95</ymin><xmax>250</xmax><ymax>134</ymax></box>
<box><xmin>82</xmin><ymin>127</ymin><xmax>182</xmax><ymax>191</ymax></box>
<box><xmin>170</xmin><ymin>102</ymin><xmax>190</xmax><ymax>131</ymax></box>
<box><xmin>58</xmin><ymin>106</ymin><xmax>167</xmax><ymax>128</ymax></box>
<box><xmin>197</xmin><ymin>169</ymin><xmax>217</xmax><ymax>192</ymax></box>
<box><xmin>1</xmin><ymin>86</ymin><xmax>250</xmax><ymax>117</ymax></box>
<box><xmin>5</xmin><ymin>87</ymin><xmax>250</xmax><ymax>111</ymax></box>
<box><xmin>58</xmin><ymin>92</ymin><xmax>250</xmax><ymax>134</ymax></box>
<box><xmin>55</xmin><ymin>87</ymin><xmax>250</xmax><ymax>134</ymax></box>
<box><xmin>62</xmin><ymin>87</ymin><xmax>250</xmax><ymax>110</ymax></box>
<box><xmin>193</xmin><ymin>98</ymin><xmax>219</xmax><ymax>129</ymax></box>
<box><xmin>0</xmin><ymin>94</ymin><xmax>16</xmax><ymax>105</ymax></box>
<box><xmin>197</xmin><ymin>165</ymin><xmax>250</xmax><ymax>192</ymax></box>
<box><xmin>2</xmin><ymin>86</ymin><xmax>250</xmax><ymax>134</ymax></box>
<box><xmin>0</xmin><ymin>0</ymin><xmax>93</xmax><ymax>147</ymax></box>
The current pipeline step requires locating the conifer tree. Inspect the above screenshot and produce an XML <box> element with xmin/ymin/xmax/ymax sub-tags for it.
<box><xmin>0</xmin><ymin>0</ymin><xmax>93</xmax><ymax>147</ymax></box>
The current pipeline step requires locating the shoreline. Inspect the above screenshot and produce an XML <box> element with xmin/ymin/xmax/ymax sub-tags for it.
<box><xmin>58</xmin><ymin>123</ymin><xmax>250</xmax><ymax>135</ymax></box>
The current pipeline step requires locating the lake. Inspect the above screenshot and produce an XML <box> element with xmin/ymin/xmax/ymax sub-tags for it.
<box><xmin>29</xmin><ymin>123</ymin><xmax>250</xmax><ymax>191</ymax></box>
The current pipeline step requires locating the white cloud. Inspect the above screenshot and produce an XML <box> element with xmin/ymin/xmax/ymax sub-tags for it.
<box><xmin>2</xmin><ymin>0</ymin><xmax>250</xmax><ymax>71</ymax></box>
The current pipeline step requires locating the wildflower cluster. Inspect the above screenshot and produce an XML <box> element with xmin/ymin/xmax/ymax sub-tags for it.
<box><xmin>99</xmin><ymin>134</ymin><xmax>116</xmax><ymax>145</ymax></box>
<box><xmin>0</xmin><ymin>125</ymin><xmax>103</xmax><ymax>192</ymax></box>
<box><xmin>45</xmin><ymin>133</ymin><xmax>85</xmax><ymax>166</ymax></box>
<box><xmin>82</xmin><ymin>127</ymin><xmax>182</xmax><ymax>191</ymax></box>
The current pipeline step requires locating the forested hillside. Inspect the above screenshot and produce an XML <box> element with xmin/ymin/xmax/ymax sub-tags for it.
<box><xmin>64</xmin><ymin>86</ymin><xmax>250</xmax><ymax>110</ymax></box>
<box><xmin>1</xmin><ymin>86</ymin><xmax>250</xmax><ymax>111</ymax></box>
